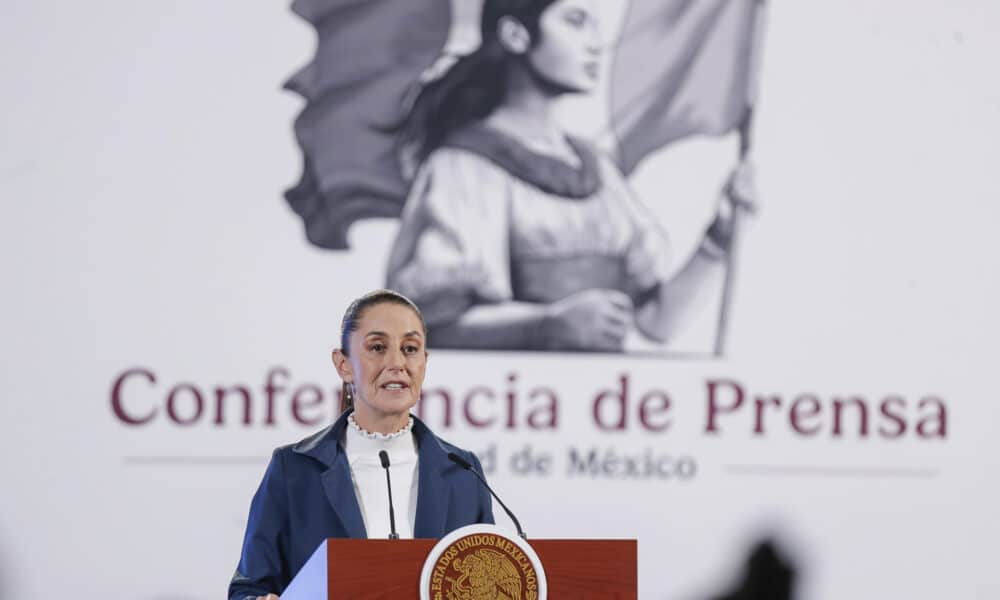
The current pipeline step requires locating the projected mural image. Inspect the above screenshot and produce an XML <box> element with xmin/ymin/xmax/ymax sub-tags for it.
<box><xmin>286</xmin><ymin>0</ymin><xmax>765</xmax><ymax>354</ymax></box>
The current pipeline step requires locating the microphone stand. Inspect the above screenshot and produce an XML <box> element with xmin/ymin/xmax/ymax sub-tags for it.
<box><xmin>447</xmin><ymin>452</ymin><xmax>527</xmax><ymax>540</ymax></box>
<box><xmin>378</xmin><ymin>450</ymin><xmax>400</xmax><ymax>540</ymax></box>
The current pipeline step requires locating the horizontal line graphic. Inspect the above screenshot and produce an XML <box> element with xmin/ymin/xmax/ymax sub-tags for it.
<box><xmin>123</xmin><ymin>456</ymin><xmax>269</xmax><ymax>466</ymax></box>
<box><xmin>725</xmin><ymin>465</ymin><xmax>938</xmax><ymax>478</ymax></box>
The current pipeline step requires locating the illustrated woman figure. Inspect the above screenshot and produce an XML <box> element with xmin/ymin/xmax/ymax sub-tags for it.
<box><xmin>388</xmin><ymin>0</ymin><xmax>753</xmax><ymax>352</ymax></box>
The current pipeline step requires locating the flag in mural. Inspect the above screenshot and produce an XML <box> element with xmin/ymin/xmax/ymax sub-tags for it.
<box><xmin>610</xmin><ymin>0</ymin><xmax>762</xmax><ymax>175</ymax></box>
<box><xmin>284</xmin><ymin>0</ymin><xmax>452</xmax><ymax>249</ymax></box>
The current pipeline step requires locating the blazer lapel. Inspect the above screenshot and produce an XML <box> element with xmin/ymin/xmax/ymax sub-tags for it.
<box><xmin>293</xmin><ymin>411</ymin><xmax>367</xmax><ymax>539</ymax></box>
<box><xmin>321</xmin><ymin>455</ymin><xmax>367</xmax><ymax>539</ymax></box>
<box><xmin>413</xmin><ymin>419</ymin><xmax>452</xmax><ymax>538</ymax></box>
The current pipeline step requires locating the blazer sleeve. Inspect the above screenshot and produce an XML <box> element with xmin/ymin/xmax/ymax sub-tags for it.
<box><xmin>229</xmin><ymin>449</ymin><xmax>292</xmax><ymax>600</ymax></box>
<box><xmin>469</xmin><ymin>451</ymin><xmax>496</xmax><ymax>525</ymax></box>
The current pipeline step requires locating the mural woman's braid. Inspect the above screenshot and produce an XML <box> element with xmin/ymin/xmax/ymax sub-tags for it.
<box><xmin>399</xmin><ymin>0</ymin><xmax>558</xmax><ymax>161</ymax></box>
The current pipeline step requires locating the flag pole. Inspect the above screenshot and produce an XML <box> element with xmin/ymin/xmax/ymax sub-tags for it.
<box><xmin>714</xmin><ymin>0</ymin><xmax>768</xmax><ymax>357</ymax></box>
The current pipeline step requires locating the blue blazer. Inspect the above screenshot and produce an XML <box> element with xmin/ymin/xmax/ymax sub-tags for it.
<box><xmin>228</xmin><ymin>411</ymin><xmax>494</xmax><ymax>600</ymax></box>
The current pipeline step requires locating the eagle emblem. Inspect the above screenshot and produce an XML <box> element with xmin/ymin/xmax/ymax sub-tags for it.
<box><xmin>421</xmin><ymin>526</ymin><xmax>546</xmax><ymax>600</ymax></box>
<box><xmin>445</xmin><ymin>547</ymin><xmax>535</xmax><ymax>600</ymax></box>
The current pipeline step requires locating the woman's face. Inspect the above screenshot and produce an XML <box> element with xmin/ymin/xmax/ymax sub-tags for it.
<box><xmin>528</xmin><ymin>0</ymin><xmax>603</xmax><ymax>94</ymax></box>
<box><xmin>334</xmin><ymin>302</ymin><xmax>427</xmax><ymax>430</ymax></box>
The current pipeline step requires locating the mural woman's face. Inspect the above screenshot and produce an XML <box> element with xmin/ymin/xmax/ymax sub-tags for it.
<box><xmin>528</xmin><ymin>0</ymin><xmax>603</xmax><ymax>94</ymax></box>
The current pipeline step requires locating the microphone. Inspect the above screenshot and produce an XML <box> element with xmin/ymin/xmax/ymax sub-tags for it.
<box><xmin>378</xmin><ymin>450</ymin><xmax>400</xmax><ymax>540</ymax></box>
<box><xmin>447</xmin><ymin>452</ymin><xmax>526</xmax><ymax>540</ymax></box>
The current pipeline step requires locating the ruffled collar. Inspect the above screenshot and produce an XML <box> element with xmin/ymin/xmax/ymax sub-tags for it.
<box><xmin>348</xmin><ymin>412</ymin><xmax>414</xmax><ymax>440</ymax></box>
<box><xmin>343</xmin><ymin>413</ymin><xmax>417</xmax><ymax>464</ymax></box>
<box><xmin>441</xmin><ymin>124</ymin><xmax>602</xmax><ymax>199</ymax></box>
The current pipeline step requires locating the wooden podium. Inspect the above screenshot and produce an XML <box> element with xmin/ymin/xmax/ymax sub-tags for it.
<box><xmin>281</xmin><ymin>538</ymin><xmax>637</xmax><ymax>599</ymax></box>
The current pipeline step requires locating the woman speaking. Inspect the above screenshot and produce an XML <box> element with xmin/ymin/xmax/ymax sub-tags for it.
<box><xmin>228</xmin><ymin>290</ymin><xmax>494</xmax><ymax>600</ymax></box>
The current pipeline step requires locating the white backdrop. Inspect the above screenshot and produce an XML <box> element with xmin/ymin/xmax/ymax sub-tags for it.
<box><xmin>2</xmin><ymin>1</ymin><xmax>999</xmax><ymax>598</ymax></box>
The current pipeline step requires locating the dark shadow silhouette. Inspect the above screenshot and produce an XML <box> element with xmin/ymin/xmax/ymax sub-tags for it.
<box><xmin>709</xmin><ymin>539</ymin><xmax>797</xmax><ymax>600</ymax></box>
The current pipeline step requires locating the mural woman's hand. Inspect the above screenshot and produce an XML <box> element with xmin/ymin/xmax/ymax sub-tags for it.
<box><xmin>704</xmin><ymin>159</ymin><xmax>757</xmax><ymax>255</ymax></box>
<box><xmin>726</xmin><ymin>158</ymin><xmax>757</xmax><ymax>213</ymax></box>
<box><xmin>543</xmin><ymin>289</ymin><xmax>634</xmax><ymax>351</ymax></box>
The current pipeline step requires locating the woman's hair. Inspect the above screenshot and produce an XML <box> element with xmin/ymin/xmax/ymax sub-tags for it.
<box><xmin>397</xmin><ymin>0</ymin><xmax>558</xmax><ymax>161</ymax></box>
<box><xmin>339</xmin><ymin>289</ymin><xmax>427</xmax><ymax>356</ymax></box>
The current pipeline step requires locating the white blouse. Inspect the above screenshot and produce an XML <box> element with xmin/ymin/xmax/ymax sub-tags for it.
<box><xmin>341</xmin><ymin>414</ymin><xmax>419</xmax><ymax>539</ymax></box>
